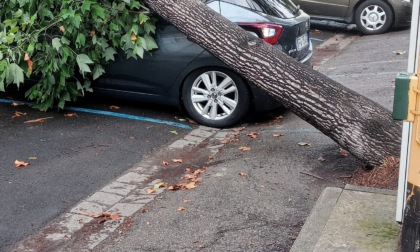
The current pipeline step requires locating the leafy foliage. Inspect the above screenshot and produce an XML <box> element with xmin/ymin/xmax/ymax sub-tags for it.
<box><xmin>0</xmin><ymin>0</ymin><xmax>157</xmax><ymax>110</ymax></box>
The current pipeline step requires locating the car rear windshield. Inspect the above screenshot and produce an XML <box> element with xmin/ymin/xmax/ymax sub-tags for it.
<box><xmin>220</xmin><ymin>0</ymin><xmax>299</xmax><ymax>19</ymax></box>
<box><xmin>248</xmin><ymin>0</ymin><xmax>299</xmax><ymax>18</ymax></box>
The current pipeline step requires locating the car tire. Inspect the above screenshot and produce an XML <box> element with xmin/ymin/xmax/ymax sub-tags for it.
<box><xmin>182</xmin><ymin>68</ymin><xmax>250</xmax><ymax>128</ymax></box>
<box><xmin>355</xmin><ymin>0</ymin><xmax>393</xmax><ymax>35</ymax></box>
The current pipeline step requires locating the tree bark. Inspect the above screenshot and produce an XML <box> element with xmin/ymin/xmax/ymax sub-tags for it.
<box><xmin>144</xmin><ymin>0</ymin><xmax>402</xmax><ymax>166</ymax></box>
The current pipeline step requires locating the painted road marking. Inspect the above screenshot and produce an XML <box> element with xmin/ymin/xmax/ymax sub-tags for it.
<box><xmin>0</xmin><ymin>98</ymin><xmax>192</xmax><ymax>129</ymax></box>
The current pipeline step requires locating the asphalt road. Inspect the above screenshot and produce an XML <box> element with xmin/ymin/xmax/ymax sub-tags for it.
<box><xmin>0</xmin><ymin>97</ymin><xmax>196</xmax><ymax>251</ymax></box>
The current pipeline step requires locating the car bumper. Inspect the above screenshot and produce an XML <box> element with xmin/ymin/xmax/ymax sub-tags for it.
<box><xmin>390</xmin><ymin>0</ymin><xmax>413</xmax><ymax>28</ymax></box>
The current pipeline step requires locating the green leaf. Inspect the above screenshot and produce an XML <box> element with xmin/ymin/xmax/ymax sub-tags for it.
<box><xmin>92</xmin><ymin>65</ymin><xmax>105</xmax><ymax>80</ymax></box>
<box><xmin>60</xmin><ymin>9</ymin><xmax>75</xmax><ymax>19</ymax></box>
<box><xmin>105</xmin><ymin>47</ymin><xmax>117</xmax><ymax>61</ymax></box>
<box><xmin>76</xmin><ymin>33</ymin><xmax>86</xmax><ymax>48</ymax></box>
<box><xmin>144</xmin><ymin>21</ymin><xmax>155</xmax><ymax>34</ymax></box>
<box><xmin>169</xmin><ymin>130</ymin><xmax>178</xmax><ymax>135</ymax></box>
<box><xmin>81</xmin><ymin>1</ymin><xmax>93</xmax><ymax>14</ymax></box>
<box><xmin>143</xmin><ymin>34</ymin><xmax>158</xmax><ymax>50</ymax></box>
<box><xmin>92</xmin><ymin>5</ymin><xmax>106</xmax><ymax>20</ymax></box>
<box><xmin>76</xmin><ymin>54</ymin><xmax>94</xmax><ymax>76</ymax></box>
<box><xmin>6</xmin><ymin>63</ymin><xmax>24</xmax><ymax>86</ymax></box>
<box><xmin>52</xmin><ymin>37</ymin><xmax>62</xmax><ymax>51</ymax></box>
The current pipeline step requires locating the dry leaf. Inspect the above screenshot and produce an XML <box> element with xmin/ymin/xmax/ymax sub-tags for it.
<box><xmin>11</xmin><ymin>102</ymin><xmax>24</xmax><ymax>107</ymax></box>
<box><xmin>64</xmin><ymin>113</ymin><xmax>77</xmax><ymax>117</ymax></box>
<box><xmin>317</xmin><ymin>156</ymin><xmax>325</xmax><ymax>162</ymax></box>
<box><xmin>109</xmin><ymin>105</ymin><xmax>120</xmax><ymax>110</ymax></box>
<box><xmin>12</xmin><ymin>112</ymin><xmax>26</xmax><ymax>118</ymax></box>
<box><xmin>194</xmin><ymin>177</ymin><xmax>203</xmax><ymax>183</ymax></box>
<box><xmin>239</xmin><ymin>146</ymin><xmax>251</xmax><ymax>151</ymax></box>
<box><xmin>172</xmin><ymin>159</ymin><xmax>183</xmax><ymax>163</ymax></box>
<box><xmin>28</xmin><ymin>157</ymin><xmax>37</xmax><ymax>160</ymax></box>
<box><xmin>109</xmin><ymin>213</ymin><xmax>120</xmax><ymax>220</ymax></box>
<box><xmin>15</xmin><ymin>160</ymin><xmax>29</xmax><ymax>168</ymax></box>
<box><xmin>177</xmin><ymin>206</ymin><xmax>185</xmax><ymax>211</ymax></box>
<box><xmin>247</xmin><ymin>132</ymin><xmax>258</xmax><ymax>138</ymax></box>
<box><xmin>131</xmin><ymin>33</ymin><xmax>137</xmax><ymax>41</ymax></box>
<box><xmin>79</xmin><ymin>212</ymin><xmax>101</xmax><ymax>218</ymax></box>
<box><xmin>239</xmin><ymin>172</ymin><xmax>247</xmax><ymax>176</ymax></box>
<box><xmin>24</xmin><ymin>117</ymin><xmax>53</xmax><ymax>123</ymax></box>
<box><xmin>24</xmin><ymin>52</ymin><xmax>30</xmax><ymax>61</ymax></box>
<box><xmin>185</xmin><ymin>167</ymin><xmax>191</xmax><ymax>172</ymax></box>
<box><xmin>59</xmin><ymin>25</ymin><xmax>65</xmax><ymax>32</ymax></box>
<box><xmin>168</xmin><ymin>184</ymin><xmax>181</xmax><ymax>191</ymax></box>
<box><xmin>235</xmin><ymin>127</ymin><xmax>246</xmax><ymax>132</ymax></box>
<box><xmin>185</xmin><ymin>182</ymin><xmax>196</xmax><ymax>189</ymax></box>
<box><xmin>220</xmin><ymin>139</ymin><xmax>229</xmax><ymax>144</ymax></box>
<box><xmin>184</xmin><ymin>174</ymin><xmax>196</xmax><ymax>180</ymax></box>
<box><xmin>27</xmin><ymin>60</ymin><xmax>33</xmax><ymax>74</ymax></box>
<box><xmin>146</xmin><ymin>188</ymin><xmax>156</xmax><ymax>194</ymax></box>
<box><xmin>297</xmin><ymin>142</ymin><xmax>311</xmax><ymax>146</ymax></box>
<box><xmin>273</xmin><ymin>133</ymin><xmax>285</xmax><ymax>137</ymax></box>
<box><xmin>129</xmin><ymin>136</ymin><xmax>135</xmax><ymax>140</ymax></box>
<box><xmin>154</xmin><ymin>182</ymin><xmax>167</xmax><ymax>189</ymax></box>
<box><xmin>339</xmin><ymin>148</ymin><xmax>349</xmax><ymax>157</ymax></box>
<box><xmin>193</xmin><ymin>169</ymin><xmax>205</xmax><ymax>176</ymax></box>
<box><xmin>162</xmin><ymin>161</ymin><xmax>169</xmax><ymax>166</ymax></box>
<box><xmin>183</xmin><ymin>199</ymin><xmax>192</xmax><ymax>204</ymax></box>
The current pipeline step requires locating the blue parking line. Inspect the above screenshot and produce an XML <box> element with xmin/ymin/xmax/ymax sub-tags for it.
<box><xmin>0</xmin><ymin>98</ymin><xmax>192</xmax><ymax>129</ymax></box>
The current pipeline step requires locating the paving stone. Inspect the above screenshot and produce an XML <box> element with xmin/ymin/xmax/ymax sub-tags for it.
<box><xmin>189</xmin><ymin>128</ymin><xmax>215</xmax><ymax>138</ymax></box>
<box><xmin>86</xmin><ymin>192</ymin><xmax>123</xmax><ymax>206</ymax></box>
<box><xmin>101</xmin><ymin>181</ymin><xmax>137</xmax><ymax>196</ymax></box>
<box><xmin>168</xmin><ymin>139</ymin><xmax>195</xmax><ymax>149</ymax></box>
<box><xmin>116</xmin><ymin>172</ymin><xmax>149</xmax><ymax>184</ymax></box>
<box><xmin>213</xmin><ymin>131</ymin><xmax>231</xmax><ymax>139</ymax></box>
<box><xmin>107</xmin><ymin>203</ymin><xmax>144</xmax><ymax>217</ymax></box>
<box><xmin>184</xmin><ymin>135</ymin><xmax>205</xmax><ymax>143</ymax></box>
<box><xmin>70</xmin><ymin>201</ymin><xmax>108</xmax><ymax>214</ymax></box>
<box><xmin>122</xmin><ymin>194</ymin><xmax>155</xmax><ymax>204</ymax></box>
<box><xmin>58</xmin><ymin>213</ymin><xmax>93</xmax><ymax>233</ymax></box>
<box><xmin>131</xmin><ymin>166</ymin><xmax>147</xmax><ymax>173</ymax></box>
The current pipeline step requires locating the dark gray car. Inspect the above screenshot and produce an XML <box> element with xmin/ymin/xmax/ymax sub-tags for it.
<box><xmin>95</xmin><ymin>0</ymin><xmax>313</xmax><ymax>128</ymax></box>
<box><xmin>293</xmin><ymin>0</ymin><xmax>412</xmax><ymax>34</ymax></box>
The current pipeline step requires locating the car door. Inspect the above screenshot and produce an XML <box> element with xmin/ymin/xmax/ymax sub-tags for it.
<box><xmin>293</xmin><ymin>0</ymin><xmax>350</xmax><ymax>19</ymax></box>
<box><xmin>101</xmin><ymin>18</ymin><xmax>205</xmax><ymax>95</ymax></box>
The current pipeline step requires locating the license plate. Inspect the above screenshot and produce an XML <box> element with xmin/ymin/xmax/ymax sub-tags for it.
<box><xmin>296</xmin><ymin>33</ymin><xmax>309</xmax><ymax>51</ymax></box>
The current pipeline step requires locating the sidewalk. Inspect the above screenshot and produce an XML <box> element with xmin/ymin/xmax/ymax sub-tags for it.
<box><xmin>291</xmin><ymin>185</ymin><xmax>400</xmax><ymax>252</ymax></box>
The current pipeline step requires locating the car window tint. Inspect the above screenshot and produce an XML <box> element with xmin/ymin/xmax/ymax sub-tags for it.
<box><xmin>248</xmin><ymin>0</ymin><xmax>298</xmax><ymax>18</ymax></box>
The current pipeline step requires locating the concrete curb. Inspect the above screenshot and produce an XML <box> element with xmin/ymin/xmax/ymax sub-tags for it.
<box><xmin>290</xmin><ymin>187</ymin><xmax>343</xmax><ymax>252</ymax></box>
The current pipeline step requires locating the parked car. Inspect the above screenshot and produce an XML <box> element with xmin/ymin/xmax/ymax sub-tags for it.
<box><xmin>293</xmin><ymin>0</ymin><xmax>412</xmax><ymax>34</ymax></box>
<box><xmin>95</xmin><ymin>0</ymin><xmax>313</xmax><ymax>128</ymax></box>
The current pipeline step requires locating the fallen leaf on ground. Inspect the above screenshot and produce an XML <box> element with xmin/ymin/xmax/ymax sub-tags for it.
<box><xmin>129</xmin><ymin>136</ymin><xmax>135</xmax><ymax>140</ymax></box>
<box><xmin>273</xmin><ymin>133</ymin><xmax>285</xmax><ymax>137</ymax></box>
<box><xmin>234</xmin><ymin>127</ymin><xmax>246</xmax><ymax>132</ymax></box>
<box><xmin>169</xmin><ymin>130</ymin><xmax>178</xmax><ymax>135</ymax></box>
<box><xmin>109</xmin><ymin>105</ymin><xmax>120</xmax><ymax>110</ymax></box>
<box><xmin>15</xmin><ymin>160</ymin><xmax>29</xmax><ymax>168</ymax></box>
<box><xmin>178</xmin><ymin>206</ymin><xmax>185</xmax><ymax>211</ymax></box>
<box><xmin>172</xmin><ymin>159</ymin><xmax>183</xmax><ymax>163</ymax></box>
<box><xmin>339</xmin><ymin>148</ymin><xmax>349</xmax><ymax>157</ymax></box>
<box><xmin>239</xmin><ymin>172</ymin><xmax>247</xmax><ymax>176</ymax></box>
<box><xmin>220</xmin><ymin>139</ymin><xmax>229</xmax><ymax>144</ymax></box>
<box><xmin>11</xmin><ymin>102</ymin><xmax>24</xmax><ymax>107</ymax></box>
<box><xmin>317</xmin><ymin>156</ymin><xmax>325</xmax><ymax>162</ymax></box>
<box><xmin>184</xmin><ymin>174</ymin><xmax>196</xmax><ymax>180</ymax></box>
<box><xmin>194</xmin><ymin>177</ymin><xmax>203</xmax><ymax>183</ymax></box>
<box><xmin>24</xmin><ymin>117</ymin><xmax>53</xmax><ymax>123</ymax></box>
<box><xmin>12</xmin><ymin>112</ymin><xmax>26</xmax><ymax>118</ymax></box>
<box><xmin>393</xmin><ymin>50</ymin><xmax>406</xmax><ymax>55</ymax></box>
<box><xmin>297</xmin><ymin>142</ymin><xmax>311</xmax><ymax>146</ymax></box>
<box><xmin>168</xmin><ymin>184</ymin><xmax>181</xmax><ymax>191</ymax></box>
<box><xmin>247</xmin><ymin>132</ymin><xmax>258</xmax><ymax>138</ymax></box>
<box><xmin>154</xmin><ymin>182</ymin><xmax>168</xmax><ymax>189</ymax></box>
<box><xmin>239</xmin><ymin>146</ymin><xmax>251</xmax><ymax>151</ymax></box>
<box><xmin>193</xmin><ymin>168</ymin><xmax>206</xmax><ymax>175</ymax></box>
<box><xmin>64</xmin><ymin>113</ymin><xmax>77</xmax><ymax>117</ymax></box>
<box><xmin>187</xmin><ymin>118</ymin><xmax>197</xmax><ymax>124</ymax></box>
<box><xmin>79</xmin><ymin>212</ymin><xmax>101</xmax><ymax>218</ymax></box>
<box><xmin>185</xmin><ymin>182</ymin><xmax>196</xmax><ymax>189</ymax></box>
<box><xmin>185</xmin><ymin>167</ymin><xmax>191</xmax><ymax>172</ymax></box>
<box><xmin>146</xmin><ymin>188</ymin><xmax>156</xmax><ymax>194</ymax></box>
<box><xmin>162</xmin><ymin>161</ymin><xmax>169</xmax><ymax>166</ymax></box>
<box><xmin>28</xmin><ymin>157</ymin><xmax>37</xmax><ymax>160</ymax></box>
<box><xmin>183</xmin><ymin>199</ymin><xmax>192</xmax><ymax>204</ymax></box>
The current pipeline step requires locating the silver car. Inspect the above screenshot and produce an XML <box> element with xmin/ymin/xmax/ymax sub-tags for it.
<box><xmin>293</xmin><ymin>0</ymin><xmax>412</xmax><ymax>34</ymax></box>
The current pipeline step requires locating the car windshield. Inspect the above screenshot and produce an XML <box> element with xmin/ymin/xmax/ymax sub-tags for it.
<box><xmin>249</xmin><ymin>0</ymin><xmax>299</xmax><ymax>18</ymax></box>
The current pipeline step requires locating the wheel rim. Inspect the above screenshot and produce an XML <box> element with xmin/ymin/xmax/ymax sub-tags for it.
<box><xmin>190</xmin><ymin>71</ymin><xmax>239</xmax><ymax>121</ymax></box>
<box><xmin>360</xmin><ymin>5</ymin><xmax>387</xmax><ymax>31</ymax></box>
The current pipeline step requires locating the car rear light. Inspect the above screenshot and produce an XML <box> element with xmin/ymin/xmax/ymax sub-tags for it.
<box><xmin>239</xmin><ymin>23</ymin><xmax>284</xmax><ymax>45</ymax></box>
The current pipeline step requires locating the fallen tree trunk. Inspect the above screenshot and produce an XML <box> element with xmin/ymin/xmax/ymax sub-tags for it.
<box><xmin>144</xmin><ymin>0</ymin><xmax>402</xmax><ymax>167</ymax></box>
